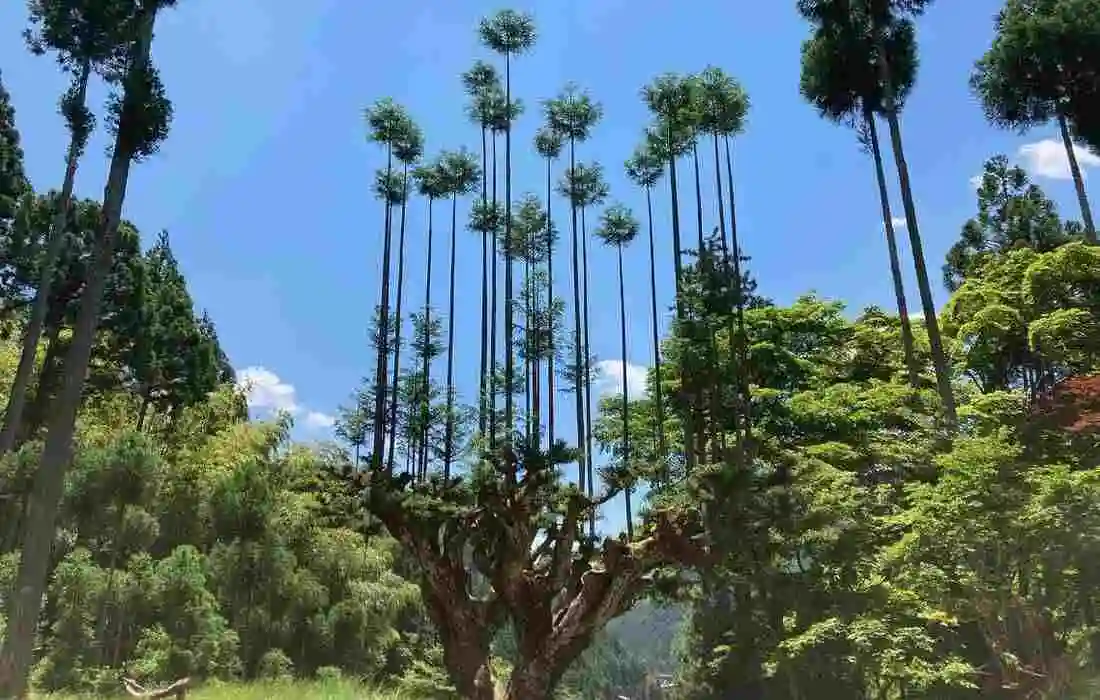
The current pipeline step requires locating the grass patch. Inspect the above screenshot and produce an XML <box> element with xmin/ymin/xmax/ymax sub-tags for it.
<box><xmin>34</xmin><ymin>679</ymin><xmax>415</xmax><ymax>699</ymax></box>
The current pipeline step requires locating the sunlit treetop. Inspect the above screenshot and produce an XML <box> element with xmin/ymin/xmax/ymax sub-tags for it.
<box><xmin>412</xmin><ymin>158</ymin><xmax>449</xmax><ymax>200</ymax></box>
<box><xmin>489</xmin><ymin>93</ymin><xmax>524</xmax><ymax>132</ymax></box>
<box><xmin>468</xmin><ymin>199</ymin><xmax>507</xmax><ymax>235</ymax></box>
<box><xmin>796</xmin><ymin>0</ymin><xmax>934</xmax><ymax>25</ymax></box>
<box><xmin>393</xmin><ymin>119</ymin><xmax>424</xmax><ymax>165</ymax></box>
<box><xmin>478</xmin><ymin>9</ymin><xmax>537</xmax><ymax>56</ymax></box>
<box><xmin>23</xmin><ymin>0</ymin><xmax>137</xmax><ymax>73</ymax></box>
<box><xmin>556</xmin><ymin>161</ymin><xmax>608</xmax><ymax>208</ymax></box>
<box><xmin>109</xmin><ymin>59</ymin><xmax>173</xmax><ymax>162</ymax></box>
<box><xmin>642</xmin><ymin>73</ymin><xmax>701</xmax><ymax>130</ymax></box>
<box><xmin>799</xmin><ymin>12</ymin><xmax>918</xmax><ymax>122</ymax></box>
<box><xmin>365</xmin><ymin>97</ymin><xmax>414</xmax><ymax>148</ymax></box>
<box><xmin>543</xmin><ymin>83</ymin><xmax>603</xmax><ymax>142</ymax></box>
<box><xmin>439</xmin><ymin>147</ymin><xmax>481</xmax><ymax>196</ymax></box>
<box><xmin>534</xmin><ymin>125</ymin><xmax>563</xmax><ymax>160</ymax></box>
<box><xmin>625</xmin><ymin>145</ymin><xmax>664</xmax><ymax>189</ymax></box>
<box><xmin>461</xmin><ymin>59</ymin><xmax>501</xmax><ymax>95</ymax></box>
<box><xmin>373</xmin><ymin>168</ymin><xmax>407</xmax><ymax>205</ymax></box>
<box><xmin>509</xmin><ymin>194</ymin><xmax>557</xmax><ymax>262</ymax></box>
<box><xmin>644</xmin><ymin>119</ymin><xmax>694</xmax><ymax>161</ymax></box>
<box><xmin>594</xmin><ymin>203</ymin><xmax>641</xmax><ymax>247</ymax></box>
<box><xmin>969</xmin><ymin>0</ymin><xmax>1100</xmax><ymax>132</ymax></box>
<box><xmin>696</xmin><ymin>66</ymin><xmax>749</xmax><ymax>137</ymax></box>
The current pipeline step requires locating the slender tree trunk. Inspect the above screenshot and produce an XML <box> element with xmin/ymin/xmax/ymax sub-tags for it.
<box><xmin>421</xmin><ymin>198</ymin><xmax>435</xmax><ymax>480</ymax></box>
<box><xmin>644</xmin><ymin>186</ymin><xmax>667</xmax><ymax>477</ymax></box>
<box><xmin>372</xmin><ymin>144</ymin><xmax>396</xmax><ymax>470</ymax></box>
<box><xmin>725</xmin><ymin>135</ymin><xmax>752</xmax><ymax>445</ymax></box>
<box><xmin>692</xmin><ymin>138</ymin><xmax>705</xmax><ymax>252</ymax></box>
<box><xmin>0</xmin><ymin>63</ymin><xmax>91</xmax><ymax>456</ymax></box>
<box><xmin>1058</xmin><ymin>109</ymin><xmax>1096</xmax><ymax>242</ymax></box>
<box><xmin>581</xmin><ymin>205</ymin><xmax>596</xmax><ymax>535</ymax></box>
<box><xmin>545</xmin><ymin>156</ymin><xmax>556</xmax><ymax>448</ymax></box>
<box><xmin>479</xmin><ymin>126</ymin><xmax>490</xmax><ymax>435</ymax></box>
<box><xmin>666</xmin><ymin>123</ymin><xmax>696</xmax><ymax>475</ymax></box>
<box><xmin>528</xmin><ymin>254</ymin><xmax>536</xmax><ymax>444</ymax></box>
<box><xmin>876</xmin><ymin>47</ymin><xmax>958</xmax><ymax>427</ymax></box>
<box><xmin>503</xmin><ymin>52</ymin><xmax>516</xmax><ymax>447</ymax></box>
<box><xmin>444</xmin><ymin>193</ymin><xmax>458</xmax><ymax>479</ymax></box>
<box><xmin>617</xmin><ymin>242</ymin><xmax>633</xmax><ymax>539</ymax></box>
<box><xmin>0</xmin><ymin>9</ymin><xmax>159</xmax><ymax>696</ymax></box>
<box><xmin>711</xmin><ymin>132</ymin><xmax>741</xmax><ymax>459</ymax></box>
<box><xmin>489</xmin><ymin>133</ymin><xmax>499</xmax><ymax>452</ymax></box>
<box><xmin>568</xmin><ymin>138</ymin><xmax>586</xmax><ymax>495</ymax></box>
<box><xmin>866</xmin><ymin>109</ymin><xmax>919</xmax><ymax>387</ymax></box>
<box><xmin>387</xmin><ymin>163</ymin><xmax>411</xmax><ymax>473</ymax></box>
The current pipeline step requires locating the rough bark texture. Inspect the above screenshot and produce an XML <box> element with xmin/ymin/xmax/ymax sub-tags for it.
<box><xmin>355</xmin><ymin>448</ymin><xmax>709</xmax><ymax>700</ymax></box>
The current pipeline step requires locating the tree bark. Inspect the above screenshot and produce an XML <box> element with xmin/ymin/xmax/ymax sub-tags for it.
<box><xmin>420</xmin><ymin>197</ymin><xmax>435</xmax><ymax>480</ymax></box>
<box><xmin>479</xmin><ymin>127</ymin><xmax>490</xmax><ymax>436</ymax></box>
<box><xmin>0</xmin><ymin>63</ymin><xmax>90</xmax><ymax>456</ymax></box>
<box><xmin>386</xmin><ymin>163</ymin><xmax>410</xmax><ymax>474</ymax></box>
<box><xmin>617</xmin><ymin>242</ymin><xmax>633</xmax><ymax>539</ymax></box>
<box><xmin>545</xmin><ymin>155</ymin><xmax>556</xmax><ymax>448</ymax></box>
<box><xmin>580</xmin><ymin>206</ymin><xmax>596</xmax><ymax>536</ymax></box>
<box><xmin>489</xmin><ymin>134</ymin><xmax>499</xmax><ymax>452</ymax></box>
<box><xmin>568</xmin><ymin>138</ymin><xmax>586</xmax><ymax>496</ymax></box>
<box><xmin>1058</xmin><ymin>109</ymin><xmax>1096</xmax><ymax>243</ymax></box>
<box><xmin>644</xmin><ymin>186</ymin><xmax>667</xmax><ymax>478</ymax></box>
<box><xmin>866</xmin><ymin>108</ymin><xmax>920</xmax><ymax>387</ymax></box>
<box><xmin>444</xmin><ymin>192</ymin><xmax>458</xmax><ymax>479</ymax></box>
<box><xmin>874</xmin><ymin>24</ymin><xmax>958</xmax><ymax>427</ymax></box>
<box><xmin>503</xmin><ymin>52</ymin><xmax>516</xmax><ymax>446</ymax></box>
<box><xmin>371</xmin><ymin>145</ymin><xmax>395</xmax><ymax>471</ymax></box>
<box><xmin>0</xmin><ymin>8</ymin><xmax>159</xmax><ymax>696</ymax></box>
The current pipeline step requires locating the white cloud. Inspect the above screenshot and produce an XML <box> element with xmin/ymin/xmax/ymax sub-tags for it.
<box><xmin>236</xmin><ymin>366</ymin><xmax>334</xmax><ymax>433</ymax></box>
<box><xmin>237</xmin><ymin>366</ymin><xmax>300</xmax><ymax>414</ymax></box>
<box><xmin>888</xmin><ymin>216</ymin><xmax>907</xmax><ymax>230</ymax></box>
<box><xmin>305</xmin><ymin>411</ymin><xmax>336</xmax><ymax>429</ymax></box>
<box><xmin>594</xmin><ymin>360</ymin><xmax>649</xmax><ymax>400</ymax></box>
<box><xmin>1018</xmin><ymin>139</ymin><xmax>1100</xmax><ymax>181</ymax></box>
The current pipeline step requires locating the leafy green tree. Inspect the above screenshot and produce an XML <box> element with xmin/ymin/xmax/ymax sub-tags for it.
<box><xmin>364</xmin><ymin>98</ymin><xmax>415</xmax><ymax>472</ymax></box>
<box><xmin>0</xmin><ymin>71</ymin><xmax>28</xmax><ymax>232</ymax></box>
<box><xmin>970</xmin><ymin>0</ymin><xmax>1099</xmax><ymax>241</ymax></box>
<box><xmin>594</xmin><ymin>203</ymin><xmax>641</xmax><ymax>537</ymax></box>
<box><xmin>545</xmin><ymin>83</ymin><xmax>602</xmax><ymax>492</ymax></box>
<box><xmin>0</xmin><ymin>0</ymin><xmax>137</xmax><ymax>456</ymax></box>
<box><xmin>799</xmin><ymin>15</ymin><xmax>921</xmax><ymax>387</ymax></box>
<box><xmin>479</xmin><ymin>9</ymin><xmax>537</xmax><ymax>445</ymax></box>
<box><xmin>1</xmin><ymin>2</ymin><xmax>177</xmax><ymax>691</ymax></box>
<box><xmin>625</xmin><ymin>146</ymin><xmax>669</xmax><ymax>465</ymax></box>
<box><xmin>797</xmin><ymin>0</ymin><xmax>958</xmax><ymax>427</ymax></box>
<box><xmin>440</xmin><ymin>148</ymin><xmax>480</xmax><ymax>477</ymax></box>
<box><xmin>944</xmin><ymin>154</ymin><xmax>1080</xmax><ymax>291</ymax></box>
<box><xmin>461</xmin><ymin>60</ymin><xmax>501</xmax><ymax>436</ymax></box>
<box><xmin>557</xmin><ymin>161</ymin><xmax>608</xmax><ymax>512</ymax></box>
<box><xmin>534</xmin><ymin>126</ymin><xmax>563</xmax><ymax>447</ymax></box>
<box><xmin>386</xmin><ymin>124</ymin><xmax>423</xmax><ymax>475</ymax></box>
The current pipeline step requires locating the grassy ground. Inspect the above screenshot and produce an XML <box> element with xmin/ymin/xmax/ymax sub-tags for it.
<box><xmin>35</xmin><ymin>679</ymin><xmax>414</xmax><ymax>699</ymax></box>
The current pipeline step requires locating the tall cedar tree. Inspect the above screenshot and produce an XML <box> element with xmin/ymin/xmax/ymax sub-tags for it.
<box><xmin>0</xmin><ymin>1</ymin><xmax>174</xmax><ymax>694</ymax></box>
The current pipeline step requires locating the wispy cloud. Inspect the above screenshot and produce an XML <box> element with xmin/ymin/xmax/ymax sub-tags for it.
<box><xmin>1018</xmin><ymin>139</ymin><xmax>1100</xmax><ymax>180</ymax></box>
<box><xmin>236</xmin><ymin>366</ymin><xmax>334</xmax><ymax>434</ymax></box>
<box><xmin>594</xmin><ymin>360</ymin><xmax>649</xmax><ymax>400</ymax></box>
<box><xmin>888</xmin><ymin>216</ymin><xmax>907</xmax><ymax>230</ymax></box>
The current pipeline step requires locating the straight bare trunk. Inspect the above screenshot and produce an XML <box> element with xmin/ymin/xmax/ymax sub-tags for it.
<box><xmin>865</xmin><ymin>109</ymin><xmax>919</xmax><ymax>387</ymax></box>
<box><xmin>580</xmin><ymin>206</ymin><xmax>596</xmax><ymax>535</ymax></box>
<box><xmin>644</xmin><ymin>186</ymin><xmax>667</xmax><ymax>476</ymax></box>
<box><xmin>1058</xmin><ymin>109</ymin><xmax>1096</xmax><ymax>242</ymax></box>
<box><xmin>617</xmin><ymin>242</ymin><xmax>633</xmax><ymax>539</ymax></box>
<box><xmin>0</xmin><ymin>9</ymin><xmax>159</xmax><ymax>696</ymax></box>
<box><xmin>568</xmin><ymin>138</ymin><xmax>586</xmax><ymax>496</ymax></box>
<box><xmin>0</xmin><ymin>63</ymin><xmax>91</xmax><ymax>455</ymax></box>
<box><xmin>444</xmin><ymin>192</ymin><xmax>458</xmax><ymax>478</ymax></box>
<box><xmin>372</xmin><ymin>145</ymin><xmax>395</xmax><ymax>470</ymax></box>
<box><xmin>387</xmin><ymin>163</ymin><xmax>411</xmax><ymax>473</ymax></box>
<box><xmin>545</xmin><ymin>156</ymin><xmax>556</xmax><ymax>448</ymax></box>
<box><xmin>503</xmin><ymin>53</ymin><xmax>516</xmax><ymax>446</ymax></box>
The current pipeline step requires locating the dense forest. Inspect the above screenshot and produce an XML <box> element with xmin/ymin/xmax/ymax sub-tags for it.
<box><xmin>1</xmin><ymin>0</ymin><xmax>1100</xmax><ymax>698</ymax></box>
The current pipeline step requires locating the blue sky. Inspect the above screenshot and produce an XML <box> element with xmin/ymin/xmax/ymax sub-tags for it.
<box><xmin>2</xmin><ymin>0</ymin><xmax>1097</xmax><ymax>521</ymax></box>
